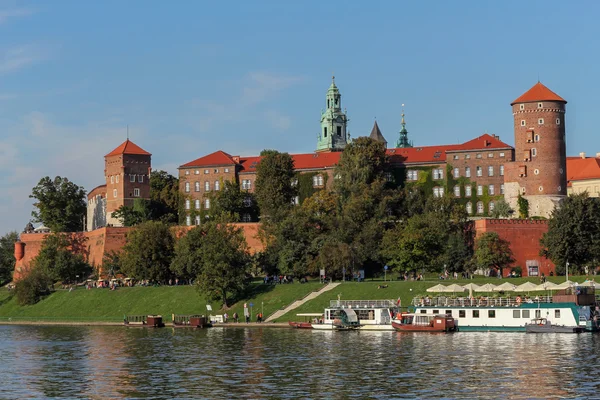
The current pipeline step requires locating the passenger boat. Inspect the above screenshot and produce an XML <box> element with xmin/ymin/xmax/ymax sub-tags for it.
<box><xmin>311</xmin><ymin>299</ymin><xmax>399</xmax><ymax>331</ymax></box>
<box><xmin>410</xmin><ymin>286</ymin><xmax>600</xmax><ymax>332</ymax></box>
<box><xmin>525</xmin><ymin>318</ymin><xmax>584</xmax><ymax>333</ymax></box>
<box><xmin>391</xmin><ymin>313</ymin><xmax>457</xmax><ymax>333</ymax></box>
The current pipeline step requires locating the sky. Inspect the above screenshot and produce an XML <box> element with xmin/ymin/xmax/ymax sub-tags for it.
<box><xmin>1</xmin><ymin>0</ymin><xmax>599</xmax><ymax>236</ymax></box>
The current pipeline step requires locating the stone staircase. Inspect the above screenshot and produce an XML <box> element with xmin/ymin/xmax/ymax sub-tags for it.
<box><xmin>265</xmin><ymin>282</ymin><xmax>341</xmax><ymax>322</ymax></box>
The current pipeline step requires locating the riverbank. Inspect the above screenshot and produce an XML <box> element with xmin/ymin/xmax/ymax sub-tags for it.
<box><xmin>0</xmin><ymin>319</ymin><xmax>290</xmax><ymax>328</ymax></box>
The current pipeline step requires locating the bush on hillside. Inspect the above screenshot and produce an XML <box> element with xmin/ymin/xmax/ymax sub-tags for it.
<box><xmin>14</xmin><ymin>268</ymin><xmax>53</xmax><ymax>305</ymax></box>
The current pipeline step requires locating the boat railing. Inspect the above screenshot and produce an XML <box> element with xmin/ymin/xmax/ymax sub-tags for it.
<box><xmin>329</xmin><ymin>299</ymin><xmax>396</xmax><ymax>308</ymax></box>
<box><xmin>411</xmin><ymin>295</ymin><xmax>554</xmax><ymax>308</ymax></box>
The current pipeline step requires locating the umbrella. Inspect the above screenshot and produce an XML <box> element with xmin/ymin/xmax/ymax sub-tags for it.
<box><xmin>426</xmin><ymin>284</ymin><xmax>447</xmax><ymax>293</ymax></box>
<box><xmin>493</xmin><ymin>282</ymin><xmax>517</xmax><ymax>292</ymax></box>
<box><xmin>534</xmin><ymin>281</ymin><xmax>559</xmax><ymax>291</ymax></box>
<box><xmin>579</xmin><ymin>280</ymin><xmax>600</xmax><ymax>289</ymax></box>
<box><xmin>462</xmin><ymin>283</ymin><xmax>480</xmax><ymax>291</ymax></box>
<box><xmin>514</xmin><ymin>282</ymin><xmax>538</xmax><ymax>292</ymax></box>
<box><xmin>553</xmin><ymin>281</ymin><xmax>574</xmax><ymax>290</ymax></box>
<box><xmin>443</xmin><ymin>284</ymin><xmax>466</xmax><ymax>293</ymax></box>
<box><xmin>475</xmin><ymin>283</ymin><xmax>497</xmax><ymax>292</ymax></box>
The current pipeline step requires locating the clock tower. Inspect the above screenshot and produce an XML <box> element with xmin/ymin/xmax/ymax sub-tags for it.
<box><xmin>317</xmin><ymin>76</ymin><xmax>349</xmax><ymax>152</ymax></box>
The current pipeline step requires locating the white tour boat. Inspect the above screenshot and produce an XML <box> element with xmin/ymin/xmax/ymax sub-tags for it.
<box><xmin>311</xmin><ymin>299</ymin><xmax>399</xmax><ymax>331</ymax></box>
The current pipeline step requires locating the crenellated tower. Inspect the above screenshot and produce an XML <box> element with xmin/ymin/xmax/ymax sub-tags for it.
<box><xmin>317</xmin><ymin>76</ymin><xmax>349</xmax><ymax>152</ymax></box>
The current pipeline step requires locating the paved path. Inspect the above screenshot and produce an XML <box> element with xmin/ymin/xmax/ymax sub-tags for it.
<box><xmin>265</xmin><ymin>282</ymin><xmax>341</xmax><ymax>322</ymax></box>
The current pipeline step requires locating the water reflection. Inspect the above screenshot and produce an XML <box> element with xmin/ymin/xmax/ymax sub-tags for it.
<box><xmin>1</xmin><ymin>326</ymin><xmax>600</xmax><ymax>399</ymax></box>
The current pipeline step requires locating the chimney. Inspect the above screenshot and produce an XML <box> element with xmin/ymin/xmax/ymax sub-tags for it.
<box><xmin>596</xmin><ymin>153</ymin><xmax>600</xmax><ymax>158</ymax></box>
<box><xmin>580</xmin><ymin>152</ymin><xmax>586</xmax><ymax>159</ymax></box>
<box><xmin>232</xmin><ymin>156</ymin><xmax>240</xmax><ymax>163</ymax></box>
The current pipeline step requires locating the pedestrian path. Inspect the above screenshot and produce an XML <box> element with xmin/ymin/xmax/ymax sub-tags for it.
<box><xmin>265</xmin><ymin>282</ymin><xmax>341</xmax><ymax>322</ymax></box>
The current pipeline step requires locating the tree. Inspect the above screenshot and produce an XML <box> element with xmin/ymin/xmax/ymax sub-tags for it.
<box><xmin>254</xmin><ymin>150</ymin><xmax>296</xmax><ymax>223</ymax></box>
<box><xmin>32</xmin><ymin>233</ymin><xmax>91</xmax><ymax>283</ymax></box>
<box><xmin>490</xmin><ymin>199</ymin><xmax>513</xmax><ymax>218</ymax></box>
<box><xmin>0</xmin><ymin>232</ymin><xmax>18</xmax><ymax>285</ymax></box>
<box><xmin>149</xmin><ymin>170</ymin><xmax>180</xmax><ymax>224</ymax></box>
<box><xmin>120</xmin><ymin>221</ymin><xmax>175</xmax><ymax>282</ymax></box>
<box><xmin>442</xmin><ymin>233</ymin><xmax>472</xmax><ymax>273</ymax></box>
<box><xmin>111</xmin><ymin>199</ymin><xmax>153</xmax><ymax>226</ymax></box>
<box><xmin>102</xmin><ymin>250</ymin><xmax>122</xmax><ymax>279</ymax></box>
<box><xmin>30</xmin><ymin>176</ymin><xmax>87</xmax><ymax>232</ymax></box>
<box><xmin>540</xmin><ymin>193</ymin><xmax>600</xmax><ymax>274</ymax></box>
<box><xmin>14</xmin><ymin>268</ymin><xmax>52</xmax><ymax>305</ymax></box>
<box><xmin>473</xmin><ymin>232</ymin><xmax>515</xmax><ymax>277</ymax></box>
<box><xmin>208</xmin><ymin>180</ymin><xmax>259</xmax><ymax>222</ymax></box>
<box><xmin>174</xmin><ymin>220</ymin><xmax>250</xmax><ymax>307</ymax></box>
<box><xmin>517</xmin><ymin>194</ymin><xmax>529</xmax><ymax>219</ymax></box>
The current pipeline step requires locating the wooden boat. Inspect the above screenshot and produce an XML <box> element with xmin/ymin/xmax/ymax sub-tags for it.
<box><xmin>525</xmin><ymin>318</ymin><xmax>584</xmax><ymax>333</ymax></box>
<box><xmin>124</xmin><ymin>315</ymin><xmax>165</xmax><ymax>328</ymax></box>
<box><xmin>392</xmin><ymin>313</ymin><xmax>457</xmax><ymax>333</ymax></box>
<box><xmin>173</xmin><ymin>314</ymin><xmax>212</xmax><ymax>328</ymax></box>
<box><xmin>288</xmin><ymin>313</ymin><xmax>322</xmax><ymax>329</ymax></box>
<box><xmin>288</xmin><ymin>321</ymin><xmax>313</xmax><ymax>329</ymax></box>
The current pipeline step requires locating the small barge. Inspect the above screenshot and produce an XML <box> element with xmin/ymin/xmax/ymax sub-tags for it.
<box><xmin>124</xmin><ymin>315</ymin><xmax>165</xmax><ymax>328</ymax></box>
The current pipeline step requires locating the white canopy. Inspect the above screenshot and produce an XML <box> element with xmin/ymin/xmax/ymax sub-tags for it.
<box><xmin>579</xmin><ymin>280</ymin><xmax>600</xmax><ymax>289</ymax></box>
<box><xmin>426</xmin><ymin>284</ymin><xmax>447</xmax><ymax>293</ymax></box>
<box><xmin>535</xmin><ymin>281</ymin><xmax>559</xmax><ymax>291</ymax></box>
<box><xmin>554</xmin><ymin>280</ymin><xmax>576</xmax><ymax>290</ymax></box>
<box><xmin>493</xmin><ymin>282</ymin><xmax>517</xmax><ymax>292</ymax></box>
<box><xmin>462</xmin><ymin>283</ymin><xmax>480</xmax><ymax>291</ymax></box>
<box><xmin>514</xmin><ymin>282</ymin><xmax>539</xmax><ymax>292</ymax></box>
<box><xmin>475</xmin><ymin>283</ymin><xmax>497</xmax><ymax>292</ymax></box>
<box><xmin>443</xmin><ymin>284</ymin><xmax>466</xmax><ymax>293</ymax></box>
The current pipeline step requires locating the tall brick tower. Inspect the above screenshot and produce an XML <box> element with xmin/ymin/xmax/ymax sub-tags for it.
<box><xmin>503</xmin><ymin>82</ymin><xmax>567</xmax><ymax>218</ymax></box>
<box><xmin>104</xmin><ymin>139</ymin><xmax>152</xmax><ymax>226</ymax></box>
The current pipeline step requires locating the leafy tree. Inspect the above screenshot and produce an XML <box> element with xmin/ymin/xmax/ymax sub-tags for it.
<box><xmin>149</xmin><ymin>170</ymin><xmax>180</xmax><ymax>223</ymax></box>
<box><xmin>120</xmin><ymin>221</ymin><xmax>175</xmax><ymax>282</ymax></box>
<box><xmin>111</xmin><ymin>199</ymin><xmax>153</xmax><ymax>226</ymax></box>
<box><xmin>14</xmin><ymin>268</ymin><xmax>52</xmax><ymax>305</ymax></box>
<box><xmin>208</xmin><ymin>180</ymin><xmax>259</xmax><ymax>222</ymax></box>
<box><xmin>517</xmin><ymin>194</ymin><xmax>529</xmax><ymax>219</ymax></box>
<box><xmin>442</xmin><ymin>233</ymin><xmax>472</xmax><ymax>273</ymax></box>
<box><xmin>30</xmin><ymin>176</ymin><xmax>87</xmax><ymax>232</ymax></box>
<box><xmin>32</xmin><ymin>233</ymin><xmax>91</xmax><ymax>283</ymax></box>
<box><xmin>102</xmin><ymin>250</ymin><xmax>122</xmax><ymax>279</ymax></box>
<box><xmin>177</xmin><ymin>220</ymin><xmax>250</xmax><ymax>307</ymax></box>
<box><xmin>473</xmin><ymin>232</ymin><xmax>515</xmax><ymax>277</ymax></box>
<box><xmin>490</xmin><ymin>199</ymin><xmax>513</xmax><ymax>218</ymax></box>
<box><xmin>540</xmin><ymin>193</ymin><xmax>600</xmax><ymax>274</ymax></box>
<box><xmin>313</xmin><ymin>239</ymin><xmax>352</xmax><ymax>280</ymax></box>
<box><xmin>254</xmin><ymin>150</ymin><xmax>296</xmax><ymax>223</ymax></box>
<box><xmin>0</xmin><ymin>232</ymin><xmax>18</xmax><ymax>285</ymax></box>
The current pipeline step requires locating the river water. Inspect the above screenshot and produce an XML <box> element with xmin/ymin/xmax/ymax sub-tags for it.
<box><xmin>0</xmin><ymin>325</ymin><xmax>599</xmax><ymax>399</ymax></box>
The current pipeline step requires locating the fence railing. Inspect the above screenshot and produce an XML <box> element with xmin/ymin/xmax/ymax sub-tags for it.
<box><xmin>411</xmin><ymin>296</ymin><xmax>553</xmax><ymax>308</ymax></box>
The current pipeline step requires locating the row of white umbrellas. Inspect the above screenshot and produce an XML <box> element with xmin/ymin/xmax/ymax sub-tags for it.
<box><xmin>425</xmin><ymin>280</ymin><xmax>600</xmax><ymax>293</ymax></box>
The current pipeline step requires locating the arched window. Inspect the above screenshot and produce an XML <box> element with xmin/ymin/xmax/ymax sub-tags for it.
<box><xmin>489</xmin><ymin>201</ymin><xmax>495</xmax><ymax>212</ymax></box>
<box><xmin>204</xmin><ymin>198</ymin><xmax>210</xmax><ymax>209</ymax></box>
<box><xmin>466</xmin><ymin>203</ymin><xmax>473</xmax><ymax>214</ymax></box>
<box><xmin>185</xmin><ymin>182</ymin><xmax>190</xmax><ymax>192</ymax></box>
<box><xmin>454</xmin><ymin>185</ymin><xmax>461</xmax><ymax>197</ymax></box>
<box><xmin>195</xmin><ymin>182</ymin><xmax>200</xmax><ymax>192</ymax></box>
<box><xmin>476</xmin><ymin>201</ymin><xmax>484</xmax><ymax>214</ymax></box>
<box><xmin>205</xmin><ymin>181</ymin><xmax>210</xmax><ymax>191</ymax></box>
<box><xmin>185</xmin><ymin>199</ymin><xmax>190</xmax><ymax>210</ymax></box>
<box><xmin>195</xmin><ymin>199</ymin><xmax>200</xmax><ymax>209</ymax></box>
<box><xmin>215</xmin><ymin>180</ymin><xmax>220</xmax><ymax>191</ymax></box>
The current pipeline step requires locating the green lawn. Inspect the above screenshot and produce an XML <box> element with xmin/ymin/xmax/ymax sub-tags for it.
<box><xmin>275</xmin><ymin>275</ymin><xmax>593</xmax><ymax>322</ymax></box>
<box><xmin>0</xmin><ymin>281</ymin><xmax>325</xmax><ymax>323</ymax></box>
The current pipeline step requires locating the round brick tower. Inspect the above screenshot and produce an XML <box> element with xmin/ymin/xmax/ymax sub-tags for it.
<box><xmin>508</xmin><ymin>82</ymin><xmax>567</xmax><ymax>217</ymax></box>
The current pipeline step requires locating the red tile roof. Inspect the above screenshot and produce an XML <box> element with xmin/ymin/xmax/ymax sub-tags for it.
<box><xmin>180</xmin><ymin>150</ymin><xmax>237</xmax><ymax>168</ymax></box>
<box><xmin>566</xmin><ymin>156</ymin><xmax>600</xmax><ymax>184</ymax></box>
<box><xmin>511</xmin><ymin>82</ymin><xmax>567</xmax><ymax>105</ymax></box>
<box><xmin>105</xmin><ymin>139</ymin><xmax>151</xmax><ymax>157</ymax></box>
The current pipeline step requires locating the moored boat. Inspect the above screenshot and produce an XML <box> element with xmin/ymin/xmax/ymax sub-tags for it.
<box><xmin>288</xmin><ymin>321</ymin><xmax>313</xmax><ymax>329</ymax></box>
<box><xmin>311</xmin><ymin>299</ymin><xmax>399</xmax><ymax>331</ymax></box>
<box><xmin>391</xmin><ymin>313</ymin><xmax>457</xmax><ymax>333</ymax></box>
<box><xmin>525</xmin><ymin>318</ymin><xmax>584</xmax><ymax>333</ymax></box>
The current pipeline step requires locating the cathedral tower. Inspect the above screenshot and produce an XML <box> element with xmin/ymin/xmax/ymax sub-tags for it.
<box><xmin>396</xmin><ymin>105</ymin><xmax>412</xmax><ymax>148</ymax></box>
<box><xmin>317</xmin><ymin>76</ymin><xmax>349</xmax><ymax>152</ymax></box>
<box><xmin>503</xmin><ymin>82</ymin><xmax>567</xmax><ymax>218</ymax></box>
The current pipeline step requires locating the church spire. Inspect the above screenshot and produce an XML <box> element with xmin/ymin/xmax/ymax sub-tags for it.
<box><xmin>317</xmin><ymin>76</ymin><xmax>348</xmax><ymax>152</ymax></box>
<box><xmin>396</xmin><ymin>104</ymin><xmax>412</xmax><ymax>148</ymax></box>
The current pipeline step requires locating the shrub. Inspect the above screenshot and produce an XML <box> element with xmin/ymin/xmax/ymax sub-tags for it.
<box><xmin>14</xmin><ymin>269</ymin><xmax>52</xmax><ymax>305</ymax></box>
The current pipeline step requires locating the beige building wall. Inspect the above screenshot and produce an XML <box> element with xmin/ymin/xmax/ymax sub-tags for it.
<box><xmin>568</xmin><ymin>179</ymin><xmax>600</xmax><ymax>197</ymax></box>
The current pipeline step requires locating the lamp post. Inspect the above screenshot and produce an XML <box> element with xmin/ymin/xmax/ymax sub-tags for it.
<box><xmin>566</xmin><ymin>261</ymin><xmax>569</xmax><ymax>282</ymax></box>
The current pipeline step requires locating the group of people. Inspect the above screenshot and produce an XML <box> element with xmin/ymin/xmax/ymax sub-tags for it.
<box><xmin>264</xmin><ymin>275</ymin><xmax>294</xmax><ymax>284</ymax></box>
<box><xmin>222</xmin><ymin>311</ymin><xmax>264</xmax><ymax>323</ymax></box>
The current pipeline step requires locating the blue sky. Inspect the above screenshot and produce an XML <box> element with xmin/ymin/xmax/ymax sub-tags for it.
<box><xmin>1</xmin><ymin>1</ymin><xmax>599</xmax><ymax>235</ymax></box>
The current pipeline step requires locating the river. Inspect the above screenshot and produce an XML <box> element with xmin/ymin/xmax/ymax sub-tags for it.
<box><xmin>0</xmin><ymin>325</ymin><xmax>598</xmax><ymax>399</ymax></box>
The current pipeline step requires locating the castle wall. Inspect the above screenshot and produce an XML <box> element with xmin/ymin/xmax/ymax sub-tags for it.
<box><xmin>475</xmin><ymin>219</ymin><xmax>554</xmax><ymax>277</ymax></box>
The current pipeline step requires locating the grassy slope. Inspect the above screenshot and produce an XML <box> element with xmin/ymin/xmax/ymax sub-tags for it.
<box><xmin>275</xmin><ymin>275</ymin><xmax>592</xmax><ymax>322</ymax></box>
<box><xmin>0</xmin><ymin>281</ymin><xmax>325</xmax><ymax>322</ymax></box>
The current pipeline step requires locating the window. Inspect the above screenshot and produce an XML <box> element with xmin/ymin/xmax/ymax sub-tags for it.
<box><xmin>489</xmin><ymin>201</ymin><xmax>495</xmax><ymax>212</ymax></box>
<box><xmin>453</xmin><ymin>155</ymin><xmax>459</xmax><ymax>160</ymax></box>
<box><xmin>476</xmin><ymin>153</ymin><xmax>482</xmax><ymax>159</ymax></box>
<box><xmin>526</xmin><ymin>130</ymin><xmax>534</xmax><ymax>142</ymax></box>
<box><xmin>500</xmin><ymin>184</ymin><xmax>505</xmax><ymax>194</ymax></box>
<box><xmin>500</xmin><ymin>165</ymin><xmax>504</xmax><ymax>176</ymax></box>
<box><xmin>519</xmin><ymin>165</ymin><xmax>527</xmax><ymax>177</ymax></box>
<box><xmin>524</xmin><ymin>150</ymin><xmax>531</xmax><ymax>161</ymax></box>
<box><xmin>242</xmin><ymin>179</ymin><xmax>252</xmax><ymax>190</ymax></box>
<box><xmin>556</xmin><ymin>118</ymin><xmax>561</xmax><ymax>125</ymax></box>
<box><xmin>113</xmin><ymin>189</ymin><xmax>117</xmax><ymax>198</ymax></box>
<box><xmin>225</xmin><ymin>168</ymin><xmax>230</xmax><ymax>173</ymax></box>
<box><xmin>130</xmin><ymin>175</ymin><xmax>136</xmax><ymax>182</ymax></box>
<box><xmin>465</xmin><ymin>167</ymin><xmax>471</xmax><ymax>178</ymax></box>
<box><xmin>432</xmin><ymin>168</ymin><xmax>444</xmax><ymax>180</ymax></box>
<box><xmin>204</xmin><ymin>198</ymin><xmax>210</xmax><ymax>209</ymax></box>
<box><xmin>466</xmin><ymin>202</ymin><xmax>473</xmax><ymax>214</ymax></box>
<box><xmin>534</xmin><ymin>169</ymin><xmax>540</xmax><ymax>175</ymax></box>
<box><xmin>312</xmin><ymin>175</ymin><xmax>324</xmax><ymax>187</ymax></box>
<box><xmin>215</xmin><ymin>181</ymin><xmax>220</xmax><ymax>191</ymax></box>
<box><xmin>407</xmin><ymin>170</ymin><xmax>418</xmax><ymax>181</ymax></box>
<box><xmin>521</xmin><ymin>120</ymin><xmax>526</xmax><ymax>126</ymax></box>
<box><xmin>476</xmin><ymin>166</ymin><xmax>482</xmax><ymax>177</ymax></box>
<box><xmin>522</xmin><ymin>310</ymin><xmax>530</xmax><ymax>319</ymax></box>
<box><xmin>110</xmin><ymin>176</ymin><xmax>114</xmax><ymax>184</ymax></box>
<box><xmin>454</xmin><ymin>185</ymin><xmax>461</xmax><ymax>197</ymax></box>
<box><xmin>539</xmin><ymin>185</ymin><xmax>544</xmax><ymax>192</ymax></box>
<box><xmin>134</xmin><ymin>188</ymin><xmax>140</xmax><ymax>197</ymax></box>
<box><xmin>488</xmin><ymin>310</ymin><xmax>496</xmax><ymax>318</ymax></box>
<box><xmin>488</xmin><ymin>153</ymin><xmax>493</xmax><ymax>158</ymax></box>
<box><xmin>473</xmin><ymin>310</ymin><xmax>479</xmax><ymax>318</ymax></box>
<box><xmin>185</xmin><ymin>170</ymin><xmax>190</xmax><ymax>176</ymax></box>
<box><xmin>185</xmin><ymin>182</ymin><xmax>190</xmax><ymax>192</ymax></box>
<box><xmin>477</xmin><ymin>201</ymin><xmax>484</xmax><ymax>214</ymax></box>
<box><xmin>291</xmin><ymin>178</ymin><xmax>298</xmax><ymax>187</ymax></box>
<box><xmin>538</xmin><ymin>118</ymin><xmax>544</xmax><ymax>125</ymax></box>
<box><xmin>420</xmin><ymin>310</ymin><xmax>427</xmax><ymax>314</ymax></box>
<box><xmin>433</xmin><ymin>187</ymin><xmax>444</xmax><ymax>197</ymax></box>
<box><xmin>385</xmin><ymin>172</ymin><xmax>393</xmax><ymax>182</ymax></box>
<box><xmin>488</xmin><ymin>166</ymin><xmax>494</xmax><ymax>176</ymax></box>
<box><xmin>116</xmin><ymin>175</ymin><xmax>119</xmax><ymax>183</ymax></box>
<box><xmin>500</xmin><ymin>152</ymin><xmax>505</xmax><ymax>157</ymax></box>
<box><xmin>477</xmin><ymin>185</ymin><xmax>483</xmax><ymax>196</ymax></box>
<box><xmin>528</xmin><ymin>265</ymin><xmax>538</xmax><ymax>276</ymax></box>
<box><xmin>445</xmin><ymin>310</ymin><xmax>452</xmax><ymax>316</ymax></box>
<box><xmin>195</xmin><ymin>215</ymin><xmax>200</xmax><ymax>225</ymax></box>
<box><xmin>336</xmin><ymin>126</ymin><xmax>342</xmax><ymax>136</ymax></box>
<box><xmin>204</xmin><ymin>169</ymin><xmax>209</xmax><ymax>174</ymax></box>
<box><xmin>195</xmin><ymin>170</ymin><xmax>199</xmax><ymax>175</ymax></box>
<box><xmin>513</xmin><ymin>310</ymin><xmax>520</xmax><ymax>319</ymax></box>
<box><xmin>323</xmin><ymin>127</ymin><xmax>328</xmax><ymax>137</ymax></box>
<box><xmin>195</xmin><ymin>199</ymin><xmax>200</xmax><ymax>209</ymax></box>
<box><xmin>538</xmin><ymin>102</ymin><xmax>543</xmax><ymax>108</ymax></box>
<box><xmin>242</xmin><ymin>213</ymin><xmax>252</xmax><ymax>222</ymax></box>
<box><xmin>459</xmin><ymin>310</ymin><xmax>465</xmax><ymax>318</ymax></box>
<box><xmin>185</xmin><ymin>199</ymin><xmax>190</xmax><ymax>210</ymax></box>
<box><xmin>138</xmin><ymin>175</ymin><xmax>144</xmax><ymax>183</ymax></box>
<box><xmin>489</xmin><ymin>185</ymin><xmax>495</xmax><ymax>195</ymax></box>
<box><xmin>465</xmin><ymin>186</ymin><xmax>472</xmax><ymax>197</ymax></box>
<box><xmin>535</xmin><ymin>310</ymin><xmax>541</xmax><ymax>319</ymax></box>
<box><xmin>205</xmin><ymin>181</ymin><xmax>210</xmax><ymax>191</ymax></box>
<box><xmin>532</xmin><ymin>148</ymin><xmax>537</xmax><ymax>157</ymax></box>
<box><xmin>453</xmin><ymin>168</ymin><xmax>460</xmax><ymax>178</ymax></box>
<box><xmin>186</xmin><ymin>215</ymin><xmax>191</xmax><ymax>226</ymax></box>
<box><xmin>519</xmin><ymin>104</ymin><xmax>525</xmax><ymax>110</ymax></box>
<box><xmin>243</xmin><ymin>197</ymin><xmax>253</xmax><ymax>207</ymax></box>
<box><xmin>195</xmin><ymin>182</ymin><xmax>200</xmax><ymax>192</ymax></box>
<box><xmin>555</xmin><ymin>310</ymin><xmax>561</xmax><ymax>318</ymax></box>
<box><xmin>433</xmin><ymin>310</ymin><xmax>439</xmax><ymax>315</ymax></box>
<box><xmin>214</xmin><ymin>169</ymin><xmax>219</xmax><ymax>173</ymax></box>
<box><xmin>465</xmin><ymin>154</ymin><xmax>471</xmax><ymax>159</ymax></box>
<box><xmin>534</xmin><ymin>134</ymin><xmax>540</xmax><ymax>142</ymax></box>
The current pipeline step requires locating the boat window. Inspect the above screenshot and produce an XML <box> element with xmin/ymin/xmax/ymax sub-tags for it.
<box><xmin>522</xmin><ymin>310</ymin><xmax>530</xmax><ymax>319</ymax></box>
<box><xmin>473</xmin><ymin>310</ymin><xmax>479</xmax><ymax>318</ymax></box>
<box><xmin>445</xmin><ymin>310</ymin><xmax>452</xmax><ymax>316</ymax></box>
<box><xmin>488</xmin><ymin>310</ymin><xmax>496</xmax><ymax>318</ymax></box>
<box><xmin>555</xmin><ymin>310</ymin><xmax>560</xmax><ymax>318</ymax></box>
<box><xmin>433</xmin><ymin>310</ymin><xmax>439</xmax><ymax>315</ymax></box>
<box><xmin>459</xmin><ymin>310</ymin><xmax>465</xmax><ymax>318</ymax></box>
<box><xmin>535</xmin><ymin>310</ymin><xmax>541</xmax><ymax>318</ymax></box>
<box><xmin>513</xmin><ymin>310</ymin><xmax>520</xmax><ymax>318</ymax></box>
<box><xmin>420</xmin><ymin>310</ymin><xmax>427</xmax><ymax>314</ymax></box>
